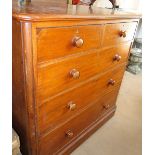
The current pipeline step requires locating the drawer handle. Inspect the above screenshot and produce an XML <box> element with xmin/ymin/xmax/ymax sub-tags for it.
<box><xmin>108</xmin><ymin>79</ymin><xmax>116</xmax><ymax>86</ymax></box>
<box><xmin>113</xmin><ymin>54</ymin><xmax>122</xmax><ymax>61</ymax></box>
<box><xmin>70</xmin><ymin>69</ymin><xmax>80</xmax><ymax>79</ymax></box>
<box><xmin>103</xmin><ymin>104</ymin><xmax>110</xmax><ymax>110</ymax></box>
<box><xmin>119</xmin><ymin>30</ymin><xmax>126</xmax><ymax>38</ymax></box>
<box><xmin>72</xmin><ymin>36</ymin><xmax>84</xmax><ymax>48</ymax></box>
<box><xmin>67</xmin><ymin>101</ymin><xmax>76</xmax><ymax>110</ymax></box>
<box><xmin>66</xmin><ymin>130</ymin><xmax>74</xmax><ymax>138</ymax></box>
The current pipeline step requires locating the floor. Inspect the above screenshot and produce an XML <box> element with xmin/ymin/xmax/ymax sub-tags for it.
<box><xmin>71</xmin><ymin>71</ymin><xmax>142</xmax><ymax>155</ymax></box>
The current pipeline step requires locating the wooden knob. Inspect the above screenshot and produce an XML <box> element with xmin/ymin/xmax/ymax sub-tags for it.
<box><xmin>119</xmin><ymin>31</ymin><xmax>126</xmax><ymax>38</ymax></box>
<box><xmin>108</xmin><ymin>79</ymin><xmax>115</xmax><ymax>86</ymax></box>
<box><xmin>72</xmin><ymin>36</ymin><xmax>84</xmax><ymax>48</ymax></box>
<box><xmin>67</xmin><ymin>101</ymin><xmax>76</xmax><ymax>110</ymax></box>
<box><xmin>113</xmin><ymin>54</ymin><xmax>122</xmax><ymax>61</ymax></box>
<box><xmin>66</xmin><ymin>130</ymin><xmax>74</xmax><ymax>138</ymax></box>
<box><xmin>103</xmin><ymin>104</ymin><xmax>110</xmax><ymax>110</ymax></box>
<box><xmin>70</xmin><ymin>69</ymin><xmax>80</xmax><ymax>79</ymax></box>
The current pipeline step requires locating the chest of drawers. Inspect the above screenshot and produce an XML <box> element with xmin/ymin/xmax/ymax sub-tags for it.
<box><xmin>13</xmin><ymin>1</ymin><xmax>141</xmax><ymax>154</ymax></box>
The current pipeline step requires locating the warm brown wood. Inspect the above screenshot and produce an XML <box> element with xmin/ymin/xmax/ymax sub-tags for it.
<box><xmin>12</xmin><ymin>1</ymin><xmax>141</xmax><ymax>154</ymax></box>
<box><xmin>12</xmin><ymin>20</ymin><xmax>37</xmax><ymax>155</ymax></box>
<box><xmin>37</xmin><ymin>43</ymin><xmax>131</xmax><ymax>101</ymax></box>
<box><xmin>37</xmin><ymin>51</ymin><xmax>100</xmax><ymax>101</ymax></box>
<box><xmin>12</xmin><ymin>0</ymin><xmax>141</xmax><ymax>22</ymax></box>
<box><xmin>39</xmin><ymin>88</ymin><xmax>119</xmax><ymax>155</ymax></box>
<box><xmin>102</xmin><ymin>22</ymin><xmax>138</xmax><ymax>46</ymax></box>
<box><xmin>37</xmin><ymin>25</ymin><xmax>101</xmax><ymax>62</ymax></box>
<box><xmin>38</xmin><ymin>65</ymin><xmax>125</xmax><ymax>135</ymax></box>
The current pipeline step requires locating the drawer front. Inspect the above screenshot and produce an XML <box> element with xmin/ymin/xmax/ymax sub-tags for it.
<box><xmin>37</xmin><ymin>66</ymin><xmax>125</xmax><ymax>135</ymax></box>
<box><xmin>37</xmin><ymin>25</ymin><xmax>101</xmax><ymax>62</ymax></box>
<box><xmin>102</xmin><ymin>22</ymin><xmax>137</xmax><ymax>46</ymax></box>
<box><xmin>37</xmin><ymin>43</ymin><xmax>130</xmax><ymax>101</ymax></box>
<box><xmin>37</xmin><ymin>52</ymin><xmax>100</xmax><ymax>101</ymax></box>
<box><xmin>39</xmin><ymin>88</ymin><xmax>119</xmax><ymax>155</ymax></box>
<box><xmin>99</xmin><ymin>42</ymin><xmax>131</xmax><ymax>70</ymax></box>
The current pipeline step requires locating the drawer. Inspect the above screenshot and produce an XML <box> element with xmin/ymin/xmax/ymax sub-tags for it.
<box><xmin>37</xmin><ymin>66</ymin><xmax>125</xmax><ymax>135</ymax></box>
<box><xmin>102</xmin><ymin>22</ymin><xmax>137</xmax><ymax>46</ymax></box>
<box><xmin>37</xmin><ymin>52</ymin><xmax>100</xmax><ymax>101</ymax></box>
<box><xmin>39</xmin><ymin>88</ymin><xmax>119</xmax><ymax>155</ymax></box>
<box><xmin>99</xmin><ymin>42</ymin><xmax>131</xmax><ymax>70</ymax></box>
<box><xmin>37</xmin><ymin>25</ymin><xmax>102</xmax><ymax>62</ymax></box>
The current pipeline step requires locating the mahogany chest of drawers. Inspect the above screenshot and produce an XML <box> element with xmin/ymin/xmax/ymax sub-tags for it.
<box><xmin>12</xmin><ymin>1</ymin><xmax>141</xmax><ymax>154</ymax></box>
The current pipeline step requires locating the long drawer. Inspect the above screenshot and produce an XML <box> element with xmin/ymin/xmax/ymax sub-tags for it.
<box><xmin>37</xmin><ymin>43</ymin><xmax>130</xmax><ymax>101</ymax></box>
<box><xmin>37</xmin><ymin>25</ymin><xmax>102</xmax><ymax>62</ymax></box>
<box><xmin>37</xmin><ymin>65</ymin><xmax>125</xmax><ymax>135</ymax></box>
<box><xmin>102</xmin><ymin>22</ymin><xmax>137</xmax><ymax>46</ymax></box>
<box><xmin>38</xmin><ymin>87</ymin><xmax>120</xmax><ymax>155</ymax></box>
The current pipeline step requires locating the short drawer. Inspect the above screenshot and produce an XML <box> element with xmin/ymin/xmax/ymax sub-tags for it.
<box><xmin>102</xmin><ymin>22</ymin><xmax>137</xmax><ymax>46</ymax></box>
<box><xmin>99</xmin><ymin>42</ymin><xmax>131</xmax><ymax>70</ymax></box>
<box><xmin>38</xmin><ymin>88</ymin><xmax>119</xmax><ymax>155</ymax></box>
<box><xmin>37</xmin><ymin>25</ymin><xmax>102</xmax><ymax>62</ymax></box>
<box><xmin>37</xmin><ymin>66</ymin><xmax>125</xmax><ymax>135</ymax></box>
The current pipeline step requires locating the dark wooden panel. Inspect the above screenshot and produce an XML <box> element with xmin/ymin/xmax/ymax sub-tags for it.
<box><xmin>12</xmin><ymin>19</ymin><xmax>30</xmax><ymax>155</ymax></box>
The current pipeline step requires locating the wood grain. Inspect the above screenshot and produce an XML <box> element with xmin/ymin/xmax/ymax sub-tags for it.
<box><xmin>12</xmin><ymin>0</ymin><xmax>141</xmax><ymax>21</ymax></box>
<box><xmin>37</xmin><ymin>25</ymin><xmax>101</xmax><ymax>62</ymax></box>
<box><xmin>37</xmin><ymin>65</ymin><xmax>125</xmax><ymax>135</ymax></box>
<box><xmin>12</xmin><ymin>2</ymin><xmax>141</xmax><ymax>154</ymax></box>
<box><xmin>39</xmin><ymin>88</ymin><xmax>119</xmax><ymax>155</ymax></box>
<box><xmin>102</xmin><ymin>22</ymin><xmax>138</xmax><ymax>46</ymax></box>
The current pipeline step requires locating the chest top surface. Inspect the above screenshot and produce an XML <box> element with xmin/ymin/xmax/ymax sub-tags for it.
<box><xmin>12</xmin><ymin>0</ymin><xmax>141</xmax><ymax>21</ymax></box>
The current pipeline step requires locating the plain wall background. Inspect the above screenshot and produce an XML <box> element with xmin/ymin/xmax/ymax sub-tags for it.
<box><xmin>94</xmin><ymin>0</ymin><xmax>142</xmax><ymax>12</ymax></box>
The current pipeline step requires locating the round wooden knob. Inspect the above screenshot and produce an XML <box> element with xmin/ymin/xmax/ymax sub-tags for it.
<box><xmin>103</xmin><ymin>104</ymin><xmax>110</xmax><ymax>110</ymax></box>
<box><xmin>119</xmin><ymin>31</ymin><xmax>126</xmax><ymax>38</ymax></box>
<box><xmin>66</xmin><ymin>130</ymin><xmax>74</xmax><ymax>138</ymax></box>
<box><xmin>70</xmin><ymin>69</ymin><xmax>80</xmax><ymax>79</ymax></box>
<box><xmin>72</xmin><ymin>36</ymin><xmax>84</xmax><ymax>48</ymax></box>
<box><xmin>67</xmin><ymin>101</ymin><xmax>76</xmax><ymax>110</ymax></box>
<box><xmin>108</xmin><ymin>79</ymin><xmax>116</xmax><ymax>86</ymax></box>
<box><xmin>113</xmin><ymin>54</ymin><xmax>122</xmax><ymax>61</ymax></box>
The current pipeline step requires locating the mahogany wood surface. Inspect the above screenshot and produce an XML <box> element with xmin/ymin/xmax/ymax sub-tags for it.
<box><xmin>12</xmin><ymin>1</ymin><xmax>141</xmax><ymax>154</ymax></box>
<box><xmin>37</xmin><ymin>25</ymin><xmax>101</xmax><ymax>62</ymax></box>
<box><xmin>39</xmin><ymin>88</ymin><xmax>119</xmax><ymax>155</ymax></box>
<box><xmin>37</xmin><ymin>43</ymin><xmax>131</xmax><ymax>101</ymax></box>
<box><xmin>38</xmin><ymin>65</ymin><xmax>125</xmax><ymax>135</ymax></box>
<box><xmin>102</xmin><ymin>22</ymin><xmax>138</xmax><ymax>46</ymax></box>
<box><xmin>12</xmin><ymin>0</ymin><xmax>141</xmax><ymax>21</ymax></box>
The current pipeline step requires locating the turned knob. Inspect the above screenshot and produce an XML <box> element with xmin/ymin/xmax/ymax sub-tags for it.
<box><xmin>113</xmin><ymin>54</ymin><xmax>122</xmax><ymax>61</ymax></box>
<box><xmin>103</xmin><ymin>104</ymin><xmax>110</xmax><ymax>110</ymax></box>
<box><xmin>70</xmin><ymin>69</ymin><xmax>80</xmax><ymax>79</ymax></box>
<box><xmin>67</xmin><ymin>101</ymin><xmax>76</xmax><ymax>110</ymax></box>
<box><xmin>119</xmin><ymin>31</ymin><xmax>126</xmax><ymax>38</ymax></box>
<box><xmin>72</xmin><ymin>36</ymin><xmax>84</xmax><ymax>48</ymax></box>
<box><xmin>66</xmin><ymin>130</ymin><xmax>74</xmax><ymax>138</ymax></box>
<box><xmin>108</xmin><ymin>79</ymin><xmax>116</xmax><ymax>86</ymax></box>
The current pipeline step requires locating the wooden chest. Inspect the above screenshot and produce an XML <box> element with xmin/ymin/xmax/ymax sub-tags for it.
<box><xmin>12</xmin><ymin>1</ymin><xmax>141</xmax><ymax>154</ymax></box>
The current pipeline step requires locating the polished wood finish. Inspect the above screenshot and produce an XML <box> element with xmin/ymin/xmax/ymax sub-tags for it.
<box><xmin>37</xmin><ymin>25</ymin><xmax>101</xmax><ymax>62</ymax></box>
<box><xmin>38</xmin><ymin>66</ymin><xmax>125</xmax><ymax>135</ymax></box>
<box><xmin>12</xmin><ymin>1</ymin><xmax>140</xmax><ymax>154</ymax></box>
<box><xmin>39</xmin><ymin>88</ymin><xmax>119</xmax><ymax>155</ymax></box>
<box><xmin>102</xmin><ymin>22</ymin><xmax>137</xmax><ymax>46</ymax></box>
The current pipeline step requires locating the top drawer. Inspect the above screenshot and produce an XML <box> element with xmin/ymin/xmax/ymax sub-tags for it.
<box><xmin>37</xmin><ymin>25</ymin><xmax>102</xmax><ymax>62</ymax></box>
<box><xmin>102</xmin><ymin>22</ymin><xmax>137</xmax><ymax>46</ymax></box>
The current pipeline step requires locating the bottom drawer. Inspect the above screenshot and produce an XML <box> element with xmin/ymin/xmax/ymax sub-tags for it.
<box><xmin>39</xmin><ymin>87</ymin><xmax>120</xmax><ymax>155</ymax></box>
